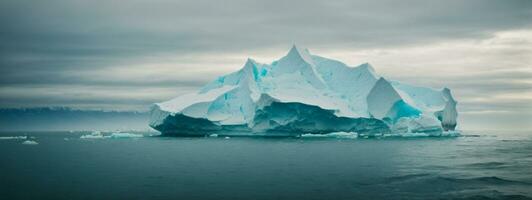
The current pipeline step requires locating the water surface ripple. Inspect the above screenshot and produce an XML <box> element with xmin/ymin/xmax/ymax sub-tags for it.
<box><xmin>1</xmin><ymin>131</ymin><xmax>531</xmax><ymax>200</ymax></box>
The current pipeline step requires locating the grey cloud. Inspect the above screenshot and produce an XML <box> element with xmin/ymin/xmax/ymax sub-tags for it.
<box><xmin>3</xmin><ymin>0</ymin><xmax>530</xmax><ymax>72</ymax></box>
<box><xmin>0</xmin><ymin>84</ymin><xmax>198</xmax><ymax>111</ymax></box>
<box><xmin>2</xmin><ymin>0</ymin><xmax>531</xmax><ymax>64</ymax></box>
<box><xmin>0</xmin><ymin>68</ymin><xmax>210</xmax><ymax>88</ymax></box>
<box><xmin>2</xmin><ymin>0</ymin><xmax>531</xmax><ymax>55</ymax></box>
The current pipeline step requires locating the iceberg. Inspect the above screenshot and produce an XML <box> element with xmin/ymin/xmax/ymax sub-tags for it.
<box><xmin>149</xmin><ymin>45</ymin><xmax>458</xmax><ymax>137</ymax></box>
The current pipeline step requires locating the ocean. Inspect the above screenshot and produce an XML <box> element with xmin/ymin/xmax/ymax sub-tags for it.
<box><xmin>1</xmin><ymin>131</ymin><xmax>531</xmax><ymax>200</ymax></box>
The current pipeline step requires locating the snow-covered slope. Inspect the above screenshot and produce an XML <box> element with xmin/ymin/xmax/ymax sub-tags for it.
<box><xmin>150</xmin><ymin>45</ymin><xmax>458</xmax><ymax>136</ymax></box>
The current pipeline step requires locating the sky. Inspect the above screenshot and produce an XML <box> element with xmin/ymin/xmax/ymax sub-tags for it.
<box><xmin>0</xmin><ymin>0</ymin><xmax>531</xmax><ymax>131</ymax></box>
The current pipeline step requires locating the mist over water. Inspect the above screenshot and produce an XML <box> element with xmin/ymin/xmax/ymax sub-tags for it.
<box><xmin>0</xmin><ymin>108</ymin><xmax>150</xmax><ymax>131</ymax></box>
<box><xmin>1</xmin><ymin>131</ymin><xmax>531</xmax><ymax>200</ymax></box>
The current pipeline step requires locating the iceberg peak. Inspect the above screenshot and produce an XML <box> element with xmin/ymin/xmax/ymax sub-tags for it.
<box><xmin>242</xmin><ymin>58</ymin><xmax>257</xmax><ymax>72</ymax></box>
<box><xmin>273</xmin><ymin>45</ymin><xmax>326</xmax><ymax>89</ymax></box>
<box><xmin>245</xmin><ymin>58</ymin><xmax>255</xmax><ymax>64</ymax></box>
<box><xmin>285</xmin><ymin>44</ymin><xmax>315</xmax><ymax>66</ymax></box>
<box><xmin>240</xmin><ymin>58</ymin><xmax>259</xmax><ymax>82</ymax></box>
<box><xmin>359</xmin><ymin>62</ymin><xmax>376</xmax><ymax>73</ymax></box>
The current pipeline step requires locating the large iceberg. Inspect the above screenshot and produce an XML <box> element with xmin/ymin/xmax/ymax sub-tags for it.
<box><xmin>149</xmin><ymin>45</ymin><xmax>458</xmax><ymax>136</ymax></box>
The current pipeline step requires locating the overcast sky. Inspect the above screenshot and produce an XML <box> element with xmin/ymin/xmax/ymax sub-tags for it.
<box><xmin>0</xmin><ymin>0</ymin><xmax>531</xmax><ymax>131</ymax></box>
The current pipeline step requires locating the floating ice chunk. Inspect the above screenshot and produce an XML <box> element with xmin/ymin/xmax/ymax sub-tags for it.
<box><xmin>441</xmin><ymin>130</ymin><xmax>461</xmax><ymax>137</ymax></box>
<box><xmin>80</xmin><ymin>135</ymin><xmax>106</xmax><ymax>139</ymax></box>
<box><xmin>80</xmin><ymin>131</ymin><xmax>106</xmax><ymax>139</ymax></box>
<box><xmin>301</xmin><ymin>132</ymin><xmax>358</xmax><ymax>139</ymax></box>
<box><xmin>0</xmin><ymin>136</ymin><xmax>27</xmax><ymax>140</ymax></box>
<box><xmin>397</xmin><ymin>132</ymin><xmax>431</xmax><ymax>137</ymax></box>
<box><xmin>22</xmin><ymin>140</ymin><xmax>38</xmax><ymax>145</ymax></box>
<box><xmin>80</xmin><ymin>131</ymin><xmax>143</xmax><ymax>139</ymax></box>
<box><xmin>108</xmin><ymin>132</ymin><xmax>143</xmax><ymax>138</ymax></box>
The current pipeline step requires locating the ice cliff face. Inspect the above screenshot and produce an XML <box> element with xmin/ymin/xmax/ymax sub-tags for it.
<box><xmin>149</xmin><ymin>45</ymin><xmax>458</xmax><ymax>136</ymax></box>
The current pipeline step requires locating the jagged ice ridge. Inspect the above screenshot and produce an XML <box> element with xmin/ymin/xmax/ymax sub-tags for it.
<box><xmin>149</xmin><ymin>45</ymin><xmax>458</xmax><ymax>136</ymax></box>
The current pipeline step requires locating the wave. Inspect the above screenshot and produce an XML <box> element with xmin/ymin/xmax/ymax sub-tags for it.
<box><xmin>451</xmin><ymin>193</ymin><xmax>532</xmax><ymax>200</ymax></box>
<box><xmin>463</xmin><ymin>162</ymin><xmax>507</xmax><ymax>169</ymax></box>
<box><xmin>385</xmin><ymin>174</ymin><xmax>530</xmax><ymax>187</ymax></box>
<box><xmin>437</xmin><ymin>176</ymin><xmax>530</xmax><ymax>186</ymax></box>
<box><xmin>386</xmin><ymin>173</ymin><xmax>432</xmax><ymax>182</ymax></box>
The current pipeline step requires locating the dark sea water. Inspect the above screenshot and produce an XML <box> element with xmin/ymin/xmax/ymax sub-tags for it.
<box><xmin>1</xmin><ymin>131</ymin><xmax>531</xmax><ymax>200</ymax></box>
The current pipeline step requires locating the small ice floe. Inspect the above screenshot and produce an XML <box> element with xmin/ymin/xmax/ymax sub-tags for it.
<box><xmin>80</xmin><ymin>131</ymin><xmax>143</xmax><ymax>139</ymax></box>
<box><xmin>381</xmin><ymin>130</ymin><xmax>461</xmax><ymax>138</ymax></box>
<box><xmin>301</xmin><ymin>132</ymin><xmax>358</xmax><ymax>139</ymax></box>
<box><xmin>108</xmin><ymin>132</ymin><xmax>143</xmax><ymax>138</ymax></box>
<box><xmin>22</xmin><ymin>140</ymin><xmax>38</xmax><ymax>145</ymax></box>
<box><xmin>80</xmin><ymin>131</ymin><xmax>106</xmax><ymax>139</ymax></box>
<box><xmin>224</xmin><ymin>136</ymin><xmax>230</xmax><ymax>139</ymax></box>
<box><xmin>441</xmin><ymin>130</ymin><xmax>461</xmax><ymax>137</ymax></box>
<box><xmin>0</xmin><ymin>136</ymin><xmax>27</xmax><ymax>140</ymax></box>
<box><xmin>209</xmin><ymin>134</ymin><xmax>219</xmax><ymax>137</ymax></box>
<box><xmin>396</xmin><ymin>132</ymin><xmax>431</xmax><ymax>137</ymax></box>
<box><xmin>147</xmin><ymin>132</ymin><xmax>161</xmax><ymax>137</ymax></box>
